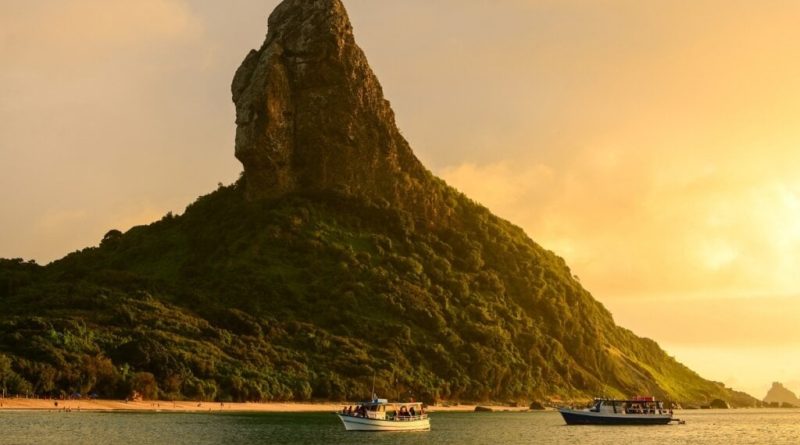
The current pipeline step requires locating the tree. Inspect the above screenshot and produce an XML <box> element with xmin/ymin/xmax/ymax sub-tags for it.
<box><xmin>100</xmin><ymin>229</ymin><xmax>123</xmax><ymax>247</ymax></box>
<box><xmin>0</xmin><ymin>354</ymin><xmax>11</xmax><ymax>397</ymax></box>
<box><xmin>130</xmin><ymin>372</ymin><xmax>159</xmax><ymax>400</ymax></box>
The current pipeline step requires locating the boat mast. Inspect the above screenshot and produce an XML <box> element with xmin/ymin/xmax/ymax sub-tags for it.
<box><xmin>371</xmin><ymin>371</ymin><xmax>376</xmax><ymax>401</ymax></box>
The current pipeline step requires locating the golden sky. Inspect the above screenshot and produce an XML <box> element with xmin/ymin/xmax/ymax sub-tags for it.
<box><xmin>2</xmin><ymin>0</ymin><xmax>800</xmax><ymax>398</ymax></box>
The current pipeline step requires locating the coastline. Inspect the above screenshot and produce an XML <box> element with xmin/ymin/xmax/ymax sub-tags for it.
<box><xmin>0</xmin><ymin>398</ymin><xmax>532</xmax><ymax>413</ymax></box>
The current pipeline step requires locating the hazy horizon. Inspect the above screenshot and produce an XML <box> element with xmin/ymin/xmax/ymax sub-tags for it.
<box><xmin>3</xmin><ymin>0</ymin><xmax>800</xmax><ymax>399</ymax></box>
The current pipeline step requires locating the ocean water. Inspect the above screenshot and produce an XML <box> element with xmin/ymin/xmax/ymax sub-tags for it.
<box><xmin>1</xmin><ymin>408</ymin><xmax>798</xmax><ymax>444</ymax></box>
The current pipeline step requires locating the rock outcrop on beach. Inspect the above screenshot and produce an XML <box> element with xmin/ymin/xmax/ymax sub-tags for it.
<box><xmin>0</xmin><ymin>0</ymin><xmax>758</xmax><ymax>407</ymax></box>
<box><xmin>763</xmin><ymin>382</ymin><xmax>800</xmax><ymax>407</ymax></box>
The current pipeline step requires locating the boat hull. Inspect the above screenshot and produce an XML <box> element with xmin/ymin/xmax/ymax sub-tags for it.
<box><xmin>337</xmin><ymin>414</ymin><xmax>431</xmax><ymax>431</ymax></box>
<box><xmin>559</xmin><ymin>408</ymin><xmax>672</xmax><ymax>425</ymax></box>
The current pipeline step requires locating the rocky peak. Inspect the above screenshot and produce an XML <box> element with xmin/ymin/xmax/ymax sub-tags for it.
<box><xmin>232</xmin><ymin>0</ymin><xmax>446</xmax><ymax>222</ymax></box>
<box><xmin>763</xmin><ymin>382</ymin><xmax>800</xmax><ymax>406</ymax></box>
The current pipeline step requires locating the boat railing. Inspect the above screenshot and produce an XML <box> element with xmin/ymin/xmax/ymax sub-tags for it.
<box><xmin>390</xmin><ymin>414</ymin><xmax>428</xmax><ymax>421</ymax></box>
<box><xmin>338</xmin><ymin>412</ymin><xmax>428</xmax><ymax>421</ymax></box>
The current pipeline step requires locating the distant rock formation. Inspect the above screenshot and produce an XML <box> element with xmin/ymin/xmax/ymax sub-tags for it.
<box><xmin>763</xmin><ymin>382</ymin><xmax>800</xmax><ymax>407</ymax></box>
<box><xmin>231</xmin><ymin>0</ymin><xmax>448</xmax><ymax>223</ymax></box>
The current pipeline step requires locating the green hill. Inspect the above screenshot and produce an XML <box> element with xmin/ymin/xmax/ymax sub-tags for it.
<box><xmin>0</xmin><ymin>0</ymin><xmax>755</xmax><ymax>407</ymax></box>
<box><xmin>0</xmin><ymin>182</ymin><xmax>754</xmax><ymax>406</ymax></box>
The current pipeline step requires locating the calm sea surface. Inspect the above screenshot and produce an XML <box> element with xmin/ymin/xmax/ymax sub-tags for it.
<box><xmin>1</xmin><ymin>408</ymin><xmax>799</xmax><ymax>444</ymax></box>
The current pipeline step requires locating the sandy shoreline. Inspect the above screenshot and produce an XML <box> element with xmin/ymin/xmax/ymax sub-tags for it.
<box><xmin>0</xmin><ymin>398</ymin><xmax>532</xmax><ymax>413</ymax></box>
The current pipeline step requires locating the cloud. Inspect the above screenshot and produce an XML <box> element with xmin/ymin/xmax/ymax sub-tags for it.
<box><xmin>0</xmin><ymin>0</ymin><xmax>202</xmax><ymax>66</ymax></box>
<box><xmin>439</xmin><ymin>147</ymin><xmax>800</xmax><ymax>303</ymax></box>
<box><xmin>0</xmin><ymin>0</ymin><xmax>243</xmax><ymax>263</ymax></box>
<box><xmin>438</xmin><ymin>162</ymin><xmax>556</xmax><ymax>214</ymax></box>
<box><xmin>430</xmin><ymin>0</ymin><xmax>800</xmax><ymax>307</ymax></box>
<box><xmin>607</xmin><ymin>295</ymin><xmax>800</xmax><ymax>347</ymax></box>
<box><xmin>35</xmin><ymin>208</ymin><xmax>89</xmax><ymax>233</ymax></box>
<box><xmin>663</xmin><ymin>344</ymin><xmax>800</xmax><ymax>399</ymax></box>
<box><xmin>19</xmin><ymin>201</ymin><xmax>170</xmax><ymax>262</ymax></box>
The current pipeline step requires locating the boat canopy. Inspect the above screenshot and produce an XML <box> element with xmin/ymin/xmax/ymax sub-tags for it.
<box><xmin>594</xmin><ymin>397</ymin><xmax>663</xmax><ymax>404</ymax></box>
<box><xmin>356</xmin><ymin>399</ymin><xmax>424</xmax><ymax>412</ymax></box>
<box><xmin>360</xmin><ymin>398</ymin><xmax>389</xmax><ymax>404</ymax></box>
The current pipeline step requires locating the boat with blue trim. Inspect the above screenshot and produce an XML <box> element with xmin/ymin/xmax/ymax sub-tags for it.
<box><xmin>559</xmin><ymin>396</ymin><xmax>676</xmax><ymax>425</ymax></box>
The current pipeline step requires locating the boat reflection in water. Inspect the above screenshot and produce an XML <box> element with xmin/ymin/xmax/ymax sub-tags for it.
<box><xmin>559</xmin><ymin>396</ymin><xmax>679</xmax><ymax>425</ymax></box>
<box><xmin>337</xmin><ymin>398</ymin><xmax>430</xmax><ymax>431</ymax></box>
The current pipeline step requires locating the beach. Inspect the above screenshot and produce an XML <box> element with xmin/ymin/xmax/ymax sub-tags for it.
<box><xmin>0</xmin><ymin>398</ymin><xmax>531</xmax><ymax>413</ymax></box>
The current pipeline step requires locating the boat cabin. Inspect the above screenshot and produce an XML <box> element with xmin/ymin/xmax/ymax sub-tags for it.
<box><xmin>589</xmin><ymin>397</ymin><xmax>667</xmax><ymax>415</ymax></box>
<box><xmin>349</xmin><ymin>399</ymin><xmax>425</xmax><ymax>420</ymax></box>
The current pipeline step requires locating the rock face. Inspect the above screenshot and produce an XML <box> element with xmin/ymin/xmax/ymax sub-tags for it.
<box><xmin>709</xmin><ymin>398</ymin><xmax>730</xmax><ymax>409</ymax></box>
<box><xmin>529</xmin><ymin>401</ymin><xmax>546</xmax><ymax>410</ymax></box>
<box><xmin>763</xmin><ymin>382</ymin><xmax>800</xmax><ymax>407</ymax></box>
<box><xmin>232</xmin><ymin>0</ymin><xmax>446</xmax><ymax>222</ymax></box>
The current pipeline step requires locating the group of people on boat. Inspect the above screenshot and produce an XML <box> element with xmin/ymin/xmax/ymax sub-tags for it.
<box><xmin>340</xmin><ymin>404</ymin><xmax>423</xmax><ymax>419</ymax></box>
<box><xmin>341</xmin><ymin>405</ymin><xmax>368</xmax><ymax>417</ymax></box>
<box><xmin>395</xmin><ymin>405</ymin><xmax>419</xmax><ymax>419</ymax></box>
<box><xmin>625</xmin><ymin>404</ymin><xmax>671</xmax><ymax>415</ymax></box>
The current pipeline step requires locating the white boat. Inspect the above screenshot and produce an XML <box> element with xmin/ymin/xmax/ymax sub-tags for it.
<box><xmin>336</xmin><ymin>398</ymin><xmax>430</xmax><ymax>431</ymax></box>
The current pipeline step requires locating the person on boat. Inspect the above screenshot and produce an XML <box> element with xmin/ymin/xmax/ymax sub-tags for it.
<box><xmin>409</xmin><ymin>406</ymin><xmax>416</xmax><ymax>417</ymax></box>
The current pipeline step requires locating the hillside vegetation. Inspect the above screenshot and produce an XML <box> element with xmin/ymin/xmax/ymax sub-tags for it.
<box><xmin>0</xmin><ymin>181</ymin><xmax>755</xmax><ymax>406</ymax></box>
